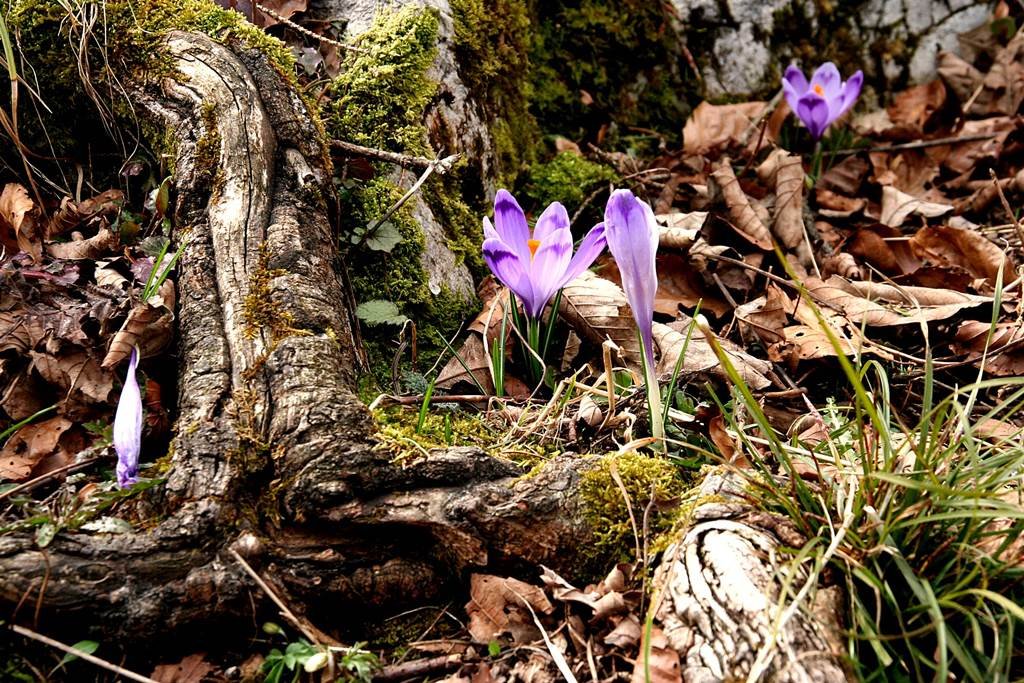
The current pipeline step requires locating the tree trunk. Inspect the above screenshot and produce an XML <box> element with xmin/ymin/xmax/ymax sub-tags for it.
<box><xmin>0</xmin><ymin>30</ymin><xmax>588</xmax><ymax>643</ymax></box>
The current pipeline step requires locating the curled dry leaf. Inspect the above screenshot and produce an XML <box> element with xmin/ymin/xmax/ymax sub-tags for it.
<box><xmin>709</xmin><ymin>158</ymin><xmax>773</xmax><ymax>250</ymax></box>
<box><xmin>600</xmin><ymin>253</ymin><xmax>730</xmax><ymax>319</ymax></box>
<box><xmin>30</xmin><ymin>350</ymin><xmax>115</xmax><ymax>414</ymax></box>
<box><xmin>653</xmin><ymin>320</ymin><xmax>772</xmax><ymax>390</ymax></box>
<box><xmin>655</xmin><ymin>211</ymin><xmax>704</xmax><ymax>250</ymax></box>
<box><xmin>682</xmin><ymin>101</ymin><xmax>773</xmax><ymax>157</ymax></box>
<box><xmin>953</xmin><ymin>320</ymin><xmax>1024</xmax><ymax>376</ymax></box>
<box><xmin>735</xmin><ymin>283</ymin><xmax>792</xmax><ymax>346</ymax></box>
<box><xmin>466</xmin><ymin>573</ymin><xmax>553</xmax><ymax>645</ymax></box>
<box><xmin>0</xmin><ymin>183</ymin><xmax>41</xmax><ymax>263</ymax></box>
<box><xmin>103</xmin><ymin>284</ymin><xmax>176</xmax><ymax>369</ymax></box>
<box><xmin>46</xmin><ymin>227</ymin><xmax>120</xmax><ymax>260</ymax></box>
<box><xmin>879</xmin><ymin>186</ymin><xmax>953</xmax><ymax>227</ymax></box>
<box><xmin>804</xmin><ymin>275</ymin><xmax>990</xmax><ymax>326</ymax></box>
<box><xmin>630</xmin><ymin>625</ymin><xmax>681</xmax><ymax>683</ymax></box>
<box><xmin>558</xmin><ymin>271</ymin><xmax>644</xmax><ymax>365</ymax></box>
<box><xmin>0</xmin><ymin>416</ymin><xmax>86</xmax><ymax>482</ymax></box>
<box><xmin>887</xmin><ymin>79</ymin><xmax>948</xmax><ymax>132</ymax></box>
<box><xmin>47</xmin><ymin>189</ymin><xmax>125</xmax><ymax>239</ymax></box>
<box><xmin>815</xmin><ymin>188</ymin><xmax>866</xmax><ymax>218</ymax></box>
<box><xmin>908</xmin><ymin>225</ymin><xmax>1011</xmax><ymax>287</ymax></box>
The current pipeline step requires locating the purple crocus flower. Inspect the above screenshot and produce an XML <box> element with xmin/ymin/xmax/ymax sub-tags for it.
<box><xmin>113</xmin><ymin>348</ymin><xmax>142</xmax><ymax>488</ymax></box>
<box><xmin>782</xmin><ymin>62</ymin><xmax>863</xmax><ymax>139</ymax></box>
<box><xmin>482</xmin><ymin>189</ymin><xmax>607</xmax><ymax>319</ymax></box>
<box><xmin>603</xmin><ymin>189</ymin><xmax>659</xmax><ymax>371</ymax></box>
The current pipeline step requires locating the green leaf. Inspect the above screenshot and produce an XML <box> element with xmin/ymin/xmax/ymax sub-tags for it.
<box><xmin>355</xmin><ymin>300</ymin><xmax>409</xmax><ymax>327</ymax></box>
<box><xmin>364</xmin><ymin>221</ymin><xmax>402</xmax><ymax>252</ymax></box>
<box><xmin>154</xmin><ymin>176</ymin><xmax>172</xmax><ymax>218</ymax></box>
<box><xmin>488</xmin><ymin>640</ymin><xmax>501</xmax><ymax>657</ymax></box>
<box><xmin>57</xmin><ymin>640</ymin><xmax>98</xmax><ymax>667</ymax></box>
<box><xmin>262</xmin><ymin>621</ymin><xmax>285</xmax><ymax>636</ymax></box>
<box><xmin>35</xmin><ymin>521</ymin><xmax>56</xmax><ymax>548</ymax></box>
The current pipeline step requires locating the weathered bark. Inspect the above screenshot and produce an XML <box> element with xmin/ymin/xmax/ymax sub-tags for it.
<box><xmin>649</xmin><ymin>472</ymin><xmax>847</xmax><ymax>682</ymax></box>
<box><xmin>0</xmin><ymin>31</ymin><xmax>587</xmax><ymax>641</ymax></box>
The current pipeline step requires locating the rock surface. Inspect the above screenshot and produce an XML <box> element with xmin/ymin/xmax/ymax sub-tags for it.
<box><xmin>672</xmin><ymin>0</ymin><xmax>993</xmax><ymax>97</ymax></box>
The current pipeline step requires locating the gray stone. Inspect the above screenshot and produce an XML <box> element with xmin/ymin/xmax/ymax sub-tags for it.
<box><xmin>672</xmin><ymin>0</ymin><xmax>996</xmax><ymax>98</ymax></box>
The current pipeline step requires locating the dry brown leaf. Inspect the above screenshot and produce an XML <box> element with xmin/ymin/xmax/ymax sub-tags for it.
<box><xmin>103</xmin><ymin>302</ymin><xmax>174</xmax><ymax>369</ymax></box>
<box><xmin>46</xmin><ymin>227</ymin><xmax>120</xmax><ymax>260</ymax></box>
<box><xmin>0</xmin><ymin>417</ymin><xmax>85</xmax><ymax>482</ymax></box>
<box><xmin>815</xmin><ymin>188</ymin><xmax>865</xmax><ymax>218</ymax></box>
<box><xmin>435</xmin><ymin>334</ymin><xmax>495</xmax><ymax>395</ymax></box>
<box><xmin>879</xmin><ymin>186</ymin><xmax>953</xmax><ymax>227</ymax></box>
<box><xmin>655</xmin><ymin>211</ymin><xmax>704</xmax><ymax>250</ymax></box>
<box><xmin>708</xmin><ymin>413</ymin><xmax>747</xmax><ymax>466</ymax></box>
<box><xmin>847</xmin><ymin>224</ymin><xmax>921</xmax><ymax>275</ymax></box>
<box><xmin>869</xmin><ymin>150</ymin><xmax>940</xmax><ymax>196</ymax></box>
<box><xmin>599</xmin><ymin>253</ymin><xmax>730</xmax><ymax>318</ymax></box>
<box><xmin>0</xmin><ymin>183</ymin><xmax>41</xmax><ymax>263</ymax></box>
<box><xmin>822</xmin><ymin>252</ymin><xmax>863</xmax><ymax>279</ymax></box>
<box><xmin>47</xmin><ymin>190</ymin><xmax>125</xmax><ymax>239</ymax></box>
<box><xmin>909</xmin><ymin>225</ymin><xmax>1011</xmax><ymax>287</ymax></box>
<box><xmin>818</xmin><ymin>155</ymin><xmax>869</xmax><ymax>196</ymax></box>
<box><xmin>709</xmin><ymin>158</ymin><xmax>773</xmax><ymax>250</ymax></box>
<box><xmin>682</xmin><ymin>101</ymin><xmax>771</xmax><ymax>156</ymax></box>
<box><xmin>805</xmin><ymin>276</ymin><xmax>990</xmax><ymax>326</ymax></box>
<box><xmin>30</xmin><ymin>351</ymin><xmax>115</xmax><ymax>414</ymax></box>
<box><xmin>887</xmin><ymin>79</ymin><xmax>947</xmax><ymax>132</ymax></box>
<box><xmin>604</xmin><ymin>614</ymin><xmax>642</xmax><ymax>648</ymax></box>
<box><xmin>466</xmin><ymin>574</ymin><xmax>552</xmax><ymax>644</ymax></box>
<box><xmin>953</xmin><ymin>320</ymin><xmax>1024</xmax><ymax>376</ymax></box>
<box><xmin>151</xmin><ymin>653</ymin><xmax>216</xmax><ymax>683</ymax></box>
<box><xmin>654</xmin><ymin>320</ymin><xmax>772</xmax><ymax>389</ymax></box>
<box><xmin>942</xmin><ymin>117</ymin><xmax>1016</xmax><ymax>175</ymax></box>
<box><xmin>558</xmin><ymin>271</ymin><xmax>643</xmax><ymax>365</ymax></box>
<box><xmin>735</xmin><ymin>283</ymin><xmax>792</xmax><ymax>346</ymax></box>
<box><xmin>630</xmin><ymin>625</ymin><xmax>681</xmax><ymax>683</ymax></box>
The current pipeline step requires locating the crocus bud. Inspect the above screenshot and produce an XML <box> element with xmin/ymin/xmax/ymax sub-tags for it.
<box><xmin>113</xmin><ymin>348</ymin><xmax>142</xmax><ymax>488</ymax></box>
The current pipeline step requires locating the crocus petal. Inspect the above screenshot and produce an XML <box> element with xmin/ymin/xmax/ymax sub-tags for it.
<box><xmin>559</xmin><ymin>222</ymin><xmax>607</xmax><ymax>288</ymax></box>
<box><xmin>809</xmin><ymin>62</ymin><xmax>841</xmax><ymax>100</ymax></box>
<box><xmin>527</xmin><ymin>227</ymin><xmax>573</xmax><ymax>317</ymax></box>
<box><xmin>113</xmin><ymin>348</ymin><xmax>142</xmax><ymax>488</ymax></box>
<box><xmin>532</xmin><ymin>201</ymin><xmax>570</xmax><ymax>244</ymax></box>
<box><xmin>483</xmin><ymin>215</ymin><xmax>500</xmax><ymax>243</ymax></box>
<box><xmin>796</xmin><ymin>94</ymin><xmax>831</xmax><ymax>139</ymax></box>
<box><xmin>835</xmin><ymin>70</ymin><xmax>863</xmax><ymax>118</ymax></box>
<box><xmin>483</xmin><ymin>237</ymin><xmax>537</xmax><ymax>313</ymax></box>
<box><xmin>782</xmin><ymin>65</ymin><xmax>808</xmax><ymax>112</ymax></box>
<box><xmin>604</xmin><ymin>190</ymin><xmax>659</xmax><ymax>370</ymax></box>
<box><xmin>493</xmin><ymin>189</ymin><xmax>532</xmax><ymax>263</ymax></box>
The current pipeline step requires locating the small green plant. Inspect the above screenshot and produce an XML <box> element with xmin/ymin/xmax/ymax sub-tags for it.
<box><xmin>261</xmin><ymin>623</ymin><xmax>379</xmax><ymax>683</ymax></box>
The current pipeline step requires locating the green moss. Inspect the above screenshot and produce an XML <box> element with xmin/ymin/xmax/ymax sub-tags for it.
<box><xmin>324</xmin><ymin>8</ymin><xmax>487</xmax><ymax>382</ymax></box>
<box><xmin>450</xmin><ymin>0</ymin><xmax>537</xmax><ymax>185</ymax></box>
<box><xmin>524</xmin><ymin>151</ymin><xmax>616</xmax><ymax>219</ymax></box>
<box><xmin>243</xmin><ymin>243</ymin><xmax>297</xmax><ymax>343</ymax></box>
<box><xmin>9</xmin><ymin>0</ymin><xmax>297</xmax><ymax>159</ymax></box>
<box><xmin>323</xmin><ymin>6</ymin><xmax>438</xmax><ymax>153</ymax></box>
<box><xmin>578</xmin><ymin>451</ymin><xmax>688</xmax><ymax>568</ymax></box>
<box><xmin>373</xmin><ymin>407</ymin><xmax>501</xmax><ymax>458</ymax></box>
<box><xmin>527</xmin><ymin>0</ymin><xmax>689</xmax><ymax>144</ymax></box>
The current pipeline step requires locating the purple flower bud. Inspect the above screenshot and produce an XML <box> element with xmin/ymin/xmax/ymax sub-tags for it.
<box><xmin>113</xmin><ymin>348</ymin><xmax>142</xmax><ymax>488</ymax></box>
<box><xmin>603</xmin><ymin>189</ymin><xmax>659</xmax><ymax>371</ymax></box>
<box><xmin>782</xmin><ymin>62</ymin><xmax>863</xmax><ymax>140</ymax></box>
<box><xmin>482</xmin><ymin>190</ymin><xmax>607</xmax><ymax>319</ymax></box>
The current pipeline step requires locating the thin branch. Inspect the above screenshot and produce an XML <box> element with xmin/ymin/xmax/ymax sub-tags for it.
<box><xmin>331</xmin><ymin>140</ymin><xmax>461</xmax><ymax>173</ymax></box>
<box><xmin>254</xmin><ymin>3</ymin><xmax>367</xmax><ymax>53</ymax></box>
<box><xmin>833</xmin><ymin>132</ymin><xmax>996</xmax><ymax>156</ymax></box>
<box><xmin>229</xmin><ymin>548</ymin><xmax>322</xmax><ymax>647</ymax></box>
<box><xmin>10</xmin><ymin>624</ymin><xmax>158</xmax><ymax>683</ymax></box>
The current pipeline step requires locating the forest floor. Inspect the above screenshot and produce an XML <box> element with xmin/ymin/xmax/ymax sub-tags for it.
<box><xmin>3</xmin><ymin>1</ymin><xmax>1024</xmax><ymax>682</ymax></box>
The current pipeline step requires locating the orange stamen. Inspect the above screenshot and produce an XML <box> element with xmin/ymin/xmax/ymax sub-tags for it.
<box><xmin>528</xmin><ymin>238</ymin><xmax>541</xmax><ymax>258</ymax></box>
<box><xmin>813</xmin><ymin>84</ymin><xmax>824</xmax><ymax>96</ymax></box>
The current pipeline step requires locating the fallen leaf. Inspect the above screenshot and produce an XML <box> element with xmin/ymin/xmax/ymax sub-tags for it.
<box><xmin>151</xmin><ymin>653</ymin><xmax>215</xmax><ymax>683</ymax></box>
<box><xmin>908</xmin><ymin>225</ymin><xmax>1011</xmax><ymax>287</ymax></box>
<box><xmin>466</xmin><ymin>574</ymin><xmax>552</xmax><ymax>644</ymax></box>
<box><xmin>654</xmin><ymin>320</ymin><xmax>772</xmax><ymax>389</ymax></box>
<box><xmin>953</xmin><ymin>320</ymin><xmax>1024</xmax><ymax>376</ymax></box>
<box><xmin>45</xmin><ymin>227</ymin><xmax>120</xmax><ymax>260</ymax></box>
<box><xmin>709</xmin><ymin>158</ymin><xmax>773</xmax><ymax>250</ymax></box>
<box><xmin>47</xmin><ymin>190</ymin><xmax>124</xmax><ymax>239</ymax></box>
<box><xmin>887</xmin><ymin>80</ymin><xmax>947</xmax><ymax>132</ymax></box>
<box><xmin>0</xmin><ymin>417</ymin><xmax>85</xmax><ymax>482</ymax></box>
<box><xmin>599</xmin><ymin>253</ymin><xmax>730</xmax><ymax>318</ymax></box>
<box><xmin>735</xmin><ymin>283</ymin><xmax>792</xmax><ymax>346</ymax></box>
<box><xmin>630</xmin><ymin>626</ymin><xmax>681</xmax><ymax>683</ymax></box>
<box><xmin>879</xmin><ymin>186</ymin><xmax>953</xmax><ymax>228</ymax></box>
<box><xmin>682</xmin><ymin>101</ymin><xmax>772</xmax><ymax>156</ymax></box>
<box><xmin>0</xmin><ymin>183</ymin><xmax>41</xmax><ymax>263</ymax></box>
<box><xmin>805</xmin><ymin>276</ymin><xmax>990</xmax><ymax>326</ymax></box>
